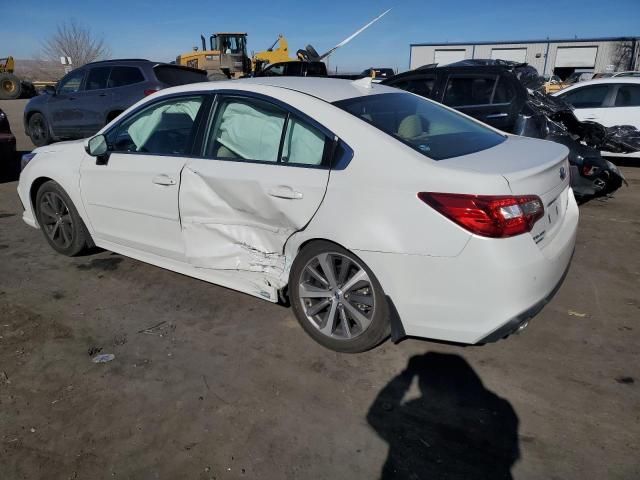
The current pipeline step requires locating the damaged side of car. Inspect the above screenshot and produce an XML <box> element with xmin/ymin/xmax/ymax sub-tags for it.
<box><xmin>175</xmin><ymin>92</ymin><xmax>335</xmax><ymax>300</ymax></box>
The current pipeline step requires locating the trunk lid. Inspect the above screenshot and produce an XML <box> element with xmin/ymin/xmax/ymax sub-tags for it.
<box><xmin>440</xmin><ymin>135</ymin><xmax>571</xmax><ymax>249</ymax></box>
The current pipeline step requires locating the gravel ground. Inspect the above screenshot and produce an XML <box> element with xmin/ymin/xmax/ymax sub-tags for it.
<box><xmin>0</xmin><ymin>99</ymin><xmax>638</xmax><ymax>480</ymax></box>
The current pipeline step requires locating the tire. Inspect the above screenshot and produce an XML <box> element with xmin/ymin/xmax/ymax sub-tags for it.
<box><xmin>35</xmin><ymin>181</ymin><xmax>92</xmax><ymax>256</ymax></box>
<box><xmin>0</xmin><ymin>73</ymin><xmax>22</xmax><ymax>100</ymax></box>
<box><xmin>28</xmin><ymin>112</ymin><xmax>52</xmax><ymax>147</ymax></box>
<box><xmin>290</xmin><ymin>241</ymin><xmax>390</xmax><ymax>353</ymax></box>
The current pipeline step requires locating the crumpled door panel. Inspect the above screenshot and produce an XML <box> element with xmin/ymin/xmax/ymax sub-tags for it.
<box><xmin>179</xmin><ymin>164</ymin><xmax>329</xmax><ymax>281</ymax></box>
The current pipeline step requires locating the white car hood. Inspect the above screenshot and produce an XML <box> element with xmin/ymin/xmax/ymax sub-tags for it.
<box><xmin>33</xmin><ymin>138</ymin><xmax>86</xmax><ymax>155</ymax></box>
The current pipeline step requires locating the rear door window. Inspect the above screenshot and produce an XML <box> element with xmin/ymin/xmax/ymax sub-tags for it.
<box><xmin>153</xmin><ymin>65</ymin><xmax>208</xmax><ymax>86</ymax></box>
<box><xmin>560</xmin><ymin>85</ymin><xmax>610</xmax><ymax>108</ymax></box>
<box><xmin>492</xmin><ymin>76</ymin><xmax>516</xmax><ymax>104</ymax></box>
<box><xmin>443</xmin><ymin>75</ymin><xmax>497</xmax><ymax>107</ymax></box>
<box><xmin>107</xmin><ymin>67</ymin><xmax>145</xmax><ymax>88</ymax></box>
<box><xmin>614</xmin><ymin>84</ymin><xmax>640</xmax><ymax>107</ymax></box>
<box><xmin>86</xmin><ymin>67</ymin><xmax>111</xmax><ymax>90</ymax></box>
<box><xmin>334</xmin><ymin>92</ymin><xmax>505</xmax><ymax>160</ymax></box>
<box><xmin>205</xmin><ymin>96</ymin><xmax>329</xmax><ymax>166</ymax></box>
<box><xmin>206</xmin><ymin>97</ymin><xmax>286</xmax><ymax>162</ymax></box>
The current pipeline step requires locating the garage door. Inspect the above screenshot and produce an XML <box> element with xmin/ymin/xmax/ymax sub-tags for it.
<box><xmin>555</xmin><ymin>46</ymin><xmax>598</xmax><ymax>68</ymax></box>
<box><xmin>491</xmin><ymin>48</ymin><xmax>527</xmax><ymax>63</ymax></box>
<box><xmin>434</xmin><ymin>49</ymin><xmax>466</xmax><ymax>65</ymax></box>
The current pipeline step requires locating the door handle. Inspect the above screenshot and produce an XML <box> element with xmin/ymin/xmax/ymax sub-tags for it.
<box><xmin>268</xmin><ymin>185</ymin><xmax>303</xmax><ymax>199</ymax></box>
<box><xmin>485</xmin><ymin>113</ymin><xmax>508</xmax><ymax>119</ymax></box>
<box><xmin>152</xmin><ymin>174</ymin><xmax>176</xmax><ymax>186</ymax></box>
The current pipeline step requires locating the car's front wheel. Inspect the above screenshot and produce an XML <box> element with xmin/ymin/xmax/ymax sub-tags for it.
<box><xmin>290</xmin><ymin>241</ymin><xmax>390</xmax><ymax>353</ymax></box>
<box><xmin>35</xmin><ymin>181</ymin><xmax>92</xmax><ymax>256</ymax></box>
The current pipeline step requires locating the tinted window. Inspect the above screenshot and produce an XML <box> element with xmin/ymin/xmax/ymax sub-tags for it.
<box><xmin>86</xmin><ymin>67</ymin><xmax>111</xmax><ymax>90</ymax></box>
<box><xmin>285</xmin><ymin>62</ymin><xmax>303</xmax><ymax>76</ymax></box>
<box><xmin>306</xmin><ymin>62</ymin><xmax>327</xmax><ymax>77</ymax></box>
<box><xmin>58</xmin><ymin>70</ymin><xmax>85</xmax><ymax>94</ymax></box>
<box><xmin>207</xmin><ymin>97</ymin><xmax>286</xmax><ymax>162</ymax></box>
<box><xmin>444</xmin><ymin>75</ymin><xmax>497</xmax><ymax>106</ymax></box>
<box><xmin>263</xmin><ymin>64</ymin><xmax>285</xmax><ymax>76</ymax></box>
<box><xmin>614</xmin><ymin>84</ymin><xmax>640</xmax><ymax>107</ymax></box>
<box><xmin>333</xmin><ymin>93</ymin><xmax>505</xmax><ymax>161</ymax></box>
<box><xmin>108</xmin><ymin>96</ymin><xmax>205</xmax><ymax>155</ymax></box>
<box><xmin>107</xmin><ymin>67</ymin><xmax>144</xmax><ymax>88</ymax></box>
<box><xmin>389</xmin><ymin>77</ymin><xmax>435</xmax><ymax>98</ymax></box>
<box><xmin>492</xmin><ymin>76</ymin><xmax>515</xmax><ymax>104</ymax></box>
<box><xmin>153</xmin><ymin>65</ymin><xmax>207</xmax><ymax>86</ymax></box>
<box><xmin>560</xmin><ymin>85</ymin><xmax>610</xmax><ymax>108</ymax></box>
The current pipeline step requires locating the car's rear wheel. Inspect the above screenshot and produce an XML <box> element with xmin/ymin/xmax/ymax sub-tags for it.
<box><xmin>290</xmin><ymin>241</ymin><xmax>390</xmax><ymax>353</ymax></box>
<box><xmin>35</xmin><ymin>181</ymin><xmax>91</xmax><ymax>256</ymax></box>
<box><xmin>28</xmin><ymin>113</ymin><xmax>52</xmax><ymax>147</ymax></box>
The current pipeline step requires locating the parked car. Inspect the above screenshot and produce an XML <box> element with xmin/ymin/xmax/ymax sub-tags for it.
<box><xmin>255</xmin><ymin>61</ymin><xmax>328</xmax><ymax>77</ymax></box>
<box><xmin>23</xmin><ymin>59</ymin><xmax>207</xmax><ymax>147</ymax></box>
<box><xmin>552</xmin><ymin>78</ymin><xmax>640</xmax><ymax>130</ymax></box>
<box><xmin>0</xmin><ymin>108</ymin><xmax>16</xmax><ymax>161</ymax></box>
<box><xmin>383</xmin><ymin>60</ymin><xmax>637</xmax><ymax>199</ymax></box>
<box><xmin>19</xmin><ymin>78</ymin><xmax>578</xmax><ymax>352</ymax></box>
<box><xmin>360</xmin><ymin>68</ymin><xmax>395</xmax><ymax>82</ymax></box>
<box><xmin>611</xmin><ymin>71</ymin><xmax>640</xmax><ymax>78</ymax></box>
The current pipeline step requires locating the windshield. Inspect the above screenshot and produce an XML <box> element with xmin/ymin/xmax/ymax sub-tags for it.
<box><xmin>333</xmin><ymin>93</ymin><xmax>505</xmax><ymax>160</ymax></box>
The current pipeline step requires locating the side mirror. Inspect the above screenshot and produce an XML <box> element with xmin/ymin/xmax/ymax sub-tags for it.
<box><xmin>85</xmin><ymin>134</ymin><xmax>110</xmax><ymax>164</ymax></box>
<box><xmin>43</xmin><ymin>85</ymin><xmax>56</xmax><ymax>96</ymax></box>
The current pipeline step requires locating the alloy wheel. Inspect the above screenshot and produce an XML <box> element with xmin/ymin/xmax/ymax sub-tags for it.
<box><xmin>298</xmin><ymin>252</ymin><xmax>375</xmax><ymax>340</ymax></box>
<box><xmin>29</xmin><ymin>116</ymin><xmax>45</xmax><ymax>143</ymax></box>
<box><xmin>39</xmin><ymin>191</ymin><xmax>74</xmax><ymax>249</ymax></box>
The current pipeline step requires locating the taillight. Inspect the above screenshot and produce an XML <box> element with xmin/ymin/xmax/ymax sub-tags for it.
<box><xmin>418</xmin><ymin>192</ymin><xmax>544</xmax><ymax>238</ymax></box>
<box><xmin>144</xmin><ymin>89</ymin><xmax>160</xmax><ymax>96</ymax></box>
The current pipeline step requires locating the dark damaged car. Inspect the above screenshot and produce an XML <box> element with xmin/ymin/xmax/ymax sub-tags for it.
<box><xmin>0</xmin><ymin>108</ymin><xmax>16</xmax><ymax>161</ymax></box>
<box><xmin>383</xmin><ymin>60</ymin><xmax>639</xmax><ymax>200</ymax></box>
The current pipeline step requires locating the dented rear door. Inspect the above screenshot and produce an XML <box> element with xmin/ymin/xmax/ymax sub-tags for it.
<box><xmin>179</xmin><ymin>94</ymin><xmax>332</xmax><ymax>278</ymax></box>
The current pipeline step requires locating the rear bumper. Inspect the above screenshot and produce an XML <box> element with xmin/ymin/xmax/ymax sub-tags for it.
<box><xmin>355</xmin><ymin>189</ymin><xmax>579</xmax><ymax>345</ymax></box>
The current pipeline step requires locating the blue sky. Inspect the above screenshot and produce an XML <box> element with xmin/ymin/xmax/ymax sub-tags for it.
<box><xmin>2</xmin><ymin>0</ymin><xmax>639</xmax><ymax>72</ymax></box>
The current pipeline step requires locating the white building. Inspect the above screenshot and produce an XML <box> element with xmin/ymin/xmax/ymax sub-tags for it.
<box><xmin>409</xmin><ymin>37</ymin><xmax>640</xmax><ymax>79</ymax></box>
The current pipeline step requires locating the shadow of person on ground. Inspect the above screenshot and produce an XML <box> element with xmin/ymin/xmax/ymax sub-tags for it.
<box><xmin>367</xmin><ymin>352</ymin><xmax>520</xmax><ymax>480</ymax></box>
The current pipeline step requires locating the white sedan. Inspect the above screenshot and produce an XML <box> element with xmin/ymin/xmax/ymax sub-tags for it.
<box><xmin>554</xmin><ymin>78</ymin><xmax>640</xmax><ymax>131</ymax></box>
<box><xmin>18</xmin><ymin>77</ymin><xmax>578</xmax><ymax>352</ymax></box>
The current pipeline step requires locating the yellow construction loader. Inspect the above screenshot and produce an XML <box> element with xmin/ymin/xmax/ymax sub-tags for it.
<box><xmin>176</xmin><ymin>33</ymin><xmax>251</xmax><ymax>80</ymax></box>
<box><xmin>0</xmin><ymin>56</ymin><xmax>26</xmax><ymax>100</ymax></box>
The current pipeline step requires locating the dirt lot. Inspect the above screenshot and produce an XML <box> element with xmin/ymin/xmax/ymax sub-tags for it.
<box><xmin>0</xmin><ymin>100</ymin><xmax>639</xmax><ymax>479</ymax></box>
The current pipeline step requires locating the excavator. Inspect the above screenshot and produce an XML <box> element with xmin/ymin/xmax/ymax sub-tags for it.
<box><xmin>0</xmin><ymin>56</ymin><xmax>36</xmax><ymax>100</ymax></box>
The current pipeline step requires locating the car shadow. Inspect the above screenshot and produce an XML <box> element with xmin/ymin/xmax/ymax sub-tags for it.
<box><xmin>367</xmin><ymin>352</ymin><xmax>520</xmax><ymax>480</ymax></box>
<box><xmin>0</xmin><ymin>150</ymin><xmax>26</xmax><ymax>184</ymax></box>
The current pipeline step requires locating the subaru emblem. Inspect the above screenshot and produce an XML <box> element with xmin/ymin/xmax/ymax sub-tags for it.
<box><xmin>559</xmin><ymin>166</ymin><xmax>566</xmax><ymax>180</ymax></box>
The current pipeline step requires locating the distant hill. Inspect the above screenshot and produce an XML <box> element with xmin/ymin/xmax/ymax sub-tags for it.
<box><xmin>13</xmin><ymin>59</ymin><xmax>66</xmax><ymax>83</ymax></box>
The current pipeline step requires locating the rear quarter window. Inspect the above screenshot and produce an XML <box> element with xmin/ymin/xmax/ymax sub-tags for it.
<box><xmin>108</xmin><ymin>67</ymin><xmax>145</xmax><ymax>88</ymax></box>
<box><xmin>153</xmin><ymin>65</ymin><xmax>208</xmax><ymax>86</ymax></box>
<box><xmin>333</xmin><ymin>92</ymin><xmax>505</xmax><ymax>160</ymax></box>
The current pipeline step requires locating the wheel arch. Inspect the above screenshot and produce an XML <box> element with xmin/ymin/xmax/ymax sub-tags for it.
<box><xmin>29</xmin><ymin>176</ymin><xmax>54</xmax><ymax>213</ymax></box>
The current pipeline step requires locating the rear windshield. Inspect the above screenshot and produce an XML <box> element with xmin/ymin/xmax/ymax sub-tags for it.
<box><xmin>333</xmin><ymin>92</ymin><xmax>505</xmax><ymax>160</ymax></box>
<box><xmin>153</xmin><ymin>65</ymin><xmax>208</xmax><ymax>86</ymax></box>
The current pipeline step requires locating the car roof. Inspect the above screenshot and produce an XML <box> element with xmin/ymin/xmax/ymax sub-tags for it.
<box><xmin>553</xmin><ymin>77</ymin><xmax>640</xmax><ymax>95</ymax></box>
<box><xmin>224</xmin><ymin>77</ymin><xmax>402</xmax><ymax>102</ymax></box>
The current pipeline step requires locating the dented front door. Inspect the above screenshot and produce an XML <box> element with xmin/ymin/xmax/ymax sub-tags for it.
<box><xmin>179</xmin><ymin>94</ymin><xmax>331</xmax><ymax>278</ymax></box>
<box><xmin>179</xmin><ymin>160</ymin><xmax>329</xmax><ymax>277</ymax></box>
